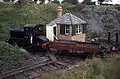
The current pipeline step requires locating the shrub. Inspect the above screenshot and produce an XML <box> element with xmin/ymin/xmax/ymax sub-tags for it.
<box><xmin>115</xmin><ymin>5</ymin><xmax>120</xmax><ymax>11</ymax></box>
<box><xmin>91</xmin><ymin>56</ymin><xmax>120</xmax><ymax>79</ymax></box>
<box><xmin>0</xmin><ymin>42</ymin><xmax>30</xmax><ymax>72</ymax></box>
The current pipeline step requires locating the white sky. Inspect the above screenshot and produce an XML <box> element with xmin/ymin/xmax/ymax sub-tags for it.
<box><xmin>57</xmin><ymin>0</ymin><xmax>120</xmax><ymax>4</ymax></box>
<box><xmin>78</xmin><ymin>0</ymin><xmax>120</xmax><ymax>4</ymax></box>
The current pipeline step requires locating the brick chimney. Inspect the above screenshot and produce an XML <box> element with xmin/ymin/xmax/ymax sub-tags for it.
<box><xmin>57</xmin><ymin>4</ymin><xmax>62</xmax><ymax>18</ymax></box>
<box><xmin>56</xmin><ymin>4</ymin><xmax>62</xmax><ymax>38</ymax></box>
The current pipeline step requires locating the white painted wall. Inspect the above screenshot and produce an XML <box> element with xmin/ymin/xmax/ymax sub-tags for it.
<box><xmin>46</xmin><ymin>24</ymin><xmax>57</xmax><ymax>41</ymax></box>
<box><xmin>46</xmin><ymin>26</ymin><xmax>54</xmax><ymax>41</ymax></box>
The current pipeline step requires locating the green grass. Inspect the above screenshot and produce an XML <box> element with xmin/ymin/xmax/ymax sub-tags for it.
<box><xmin>40</xmin><ymin>55</ymin><xmax>120</xmax><ymax>79</ymax></box>
<box><xmin>0</xmin><ymin>41</ymin><xmax>30</xmax><ymax>72</ymax></box>
<box><xmin>0</xmin><ymin>3</ymin><xmax>57</xmax><ymax>40</ymax></box>
<box><xmin>92</xmin><ymin>55</ymin><xmax>120</xmax><ymax>79</ymax></box>
<box><xmin>0</xmin><ymin>3</ymin><xmax>71</xmax><ymax>41</ymax></box>
<box><xmin>41</xmin><ymin>60</ymin><xmax>92</xmax><ymax>79</ymax></box>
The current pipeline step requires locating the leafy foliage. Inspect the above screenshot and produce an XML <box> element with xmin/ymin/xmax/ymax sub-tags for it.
<box><xmin>101</xmin><ymin>15</ymin><xmax>115</xmax><ymax>33</ymax></box>
<box><xmin>0</xmin><ymin>3</ymin><xmax>72</xmax><ymax>40</ymax></box>
<box><xmin>115</xmin><ymin>5</ymin><xmax>120</xmax><ymax>11</ymax></box>
<box><xmin>91</xmin><ymin>56</ymin><xmax>120</xmax><ymax>79</ymax></box>
<box><xmin>51</xmin><ymin>0</ymin><xmax>59</xmax><ymax>4</ymax></box>
<box><xmin>82</xmin><ymin>0</ymin><xmax>91</xmax><ymax>4</ymax></box>
<box><xmin>0</xmin><ymin>3</ymin><xmax>55</xmax><ymax>40</ymax></box>
<box><xmin>62</xmin><ymin>0</ymin><xmax>78</xmax><ymax>5</ymax></box>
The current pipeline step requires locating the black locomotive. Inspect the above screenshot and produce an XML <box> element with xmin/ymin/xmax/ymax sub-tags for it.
<box><xmin>6</xmin><ymin>24</ymin><xmax>51</xmax><ymax>51</ymax></box>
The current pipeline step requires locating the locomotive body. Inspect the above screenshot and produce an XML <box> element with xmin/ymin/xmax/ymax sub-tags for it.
<box><xmin>7</xmin><ymin>24</ymin><xmax>50</xmax><ymax>51</ymax></box>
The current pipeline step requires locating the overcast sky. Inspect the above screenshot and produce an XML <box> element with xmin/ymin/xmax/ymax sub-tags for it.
<box><xmin>78</xmin><ymin>0</ymin><xmax>120</xmax><ymax>4</ymax></box>
<box><xmin>57</xmin><ymin>0</ymin><xmax>120</xmax><ymax>4</ymax></box>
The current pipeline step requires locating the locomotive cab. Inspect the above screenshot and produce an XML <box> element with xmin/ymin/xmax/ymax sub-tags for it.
<box><xmin>24</xmin><ymin>24</ymin><xmax>43</xmax><ymax>36</ymax></box>
<box><xmin>23</xmin><ymin>24</ymin><xmax>45</xmax><ymax>45</ymax></box>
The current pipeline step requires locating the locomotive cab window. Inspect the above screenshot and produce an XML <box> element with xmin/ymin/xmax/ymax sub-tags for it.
<box><xmin>76</xmin><ymin>25</ymin><xmax>82</xmax><ymax>34</ymax></box>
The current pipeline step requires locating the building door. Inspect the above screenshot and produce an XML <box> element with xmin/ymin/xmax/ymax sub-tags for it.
<box><xmin>53</xmin><ymin>27</ymin><xmax>56</xmax><ymax>36</ymax></box>
<box><xmin>53</xmin><ymin>27</ymin><xmax>57</xmax><ymax>40</ymax></box>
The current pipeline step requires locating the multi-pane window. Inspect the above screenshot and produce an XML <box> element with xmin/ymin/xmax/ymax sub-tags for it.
<box><xmin>65</xmin><ymin>25</ymin><xmax>70</xmax><ymax>35</ymax></box>
<box><xmin>76</xmin><ymin>25</ymin><xmax>81</xmax><ymax>34</ymax></box>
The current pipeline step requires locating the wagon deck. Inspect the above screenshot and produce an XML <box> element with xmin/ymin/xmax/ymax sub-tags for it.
<box><xmin>51</xmin><ymin>40</ymin><xmax>101</xmax><ymax>53</ymax></box>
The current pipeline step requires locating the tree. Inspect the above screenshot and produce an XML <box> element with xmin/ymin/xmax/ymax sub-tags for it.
<box><xmin>62</xmin><ymin>0</ymin><xmax>78</xmax><ymax>5</ymax></box>
<box><xmin>81</xmin><ymin>0</ymin><xmax>91</xmax><ymax>4</ymax></box>
<box><xmin>98</xmin><ymin>0</ymin><xmax>105</xmax><ymax>5</ymax></box>
<box><xmin>51</xmin><ymin>0</ymin><xmax>59</xmax><ymax>4</ymax></box>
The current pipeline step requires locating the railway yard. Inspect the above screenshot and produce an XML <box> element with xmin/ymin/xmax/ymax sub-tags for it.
<box><xmin>1</xmin><ymin>36</ymin><xmax>120</xmax><ymax>79</ymax></box>
<box><xmin>1</xmin><ymin>6</ymin><xmax>120</xmax><ymax>79</ymax></box>
<box><xmin>0</xmin><ymin>41</ymin><xmax>119</xmax><ymax>79</ymax></box>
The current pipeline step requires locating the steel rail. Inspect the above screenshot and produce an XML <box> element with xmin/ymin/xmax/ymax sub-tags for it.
<box><xmin>0</xmin><ymin>59</ymin><xmax>53</xmax><ymax>79</ymax></box>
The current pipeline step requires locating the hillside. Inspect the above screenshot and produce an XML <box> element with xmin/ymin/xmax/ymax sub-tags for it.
<box><xmin>0</xmin><ymin>3</ymin><xmax>120</xmax><ymax>41</ymax></box>
<box><xmin>71</xmin><ymin>5</ymin><xmax>120</xmax><ymax>38</ymax></box>
<box><xmin>0</xmin><ymin>3</ymin><xmax>71</xmax><ymax>41</ymax></box>
<box><xmin>0</xmin><ymin>3</ymin><xmax>55</xmax><ymax>40</ymax></box>
<box><xmin>0</xmin><ymin>42</ymin><xmax>30</xmax><ymax>72</ymax></box>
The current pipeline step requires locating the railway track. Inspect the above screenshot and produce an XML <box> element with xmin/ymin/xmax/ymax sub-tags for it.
<box><xmin>1</xmin><ymin>43</ymin><xmax>112</xmax><ymax>79</ymax></box>
<box><xmin>0</xmin><ymin>53</ymin><xmax>70</xmax><ymax>79</ymax></box>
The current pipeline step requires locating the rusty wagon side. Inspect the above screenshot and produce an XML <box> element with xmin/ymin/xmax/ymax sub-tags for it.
<box><xmin>50</xmin><ymin>40</ymin><xmax>101</xmax><ymax>53</ymax></box>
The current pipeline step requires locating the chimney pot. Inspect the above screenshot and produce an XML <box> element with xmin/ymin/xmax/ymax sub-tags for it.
<box><xmin>57</xmin><ymin>4</ymin><xmax>62</xmax><ymax>18</ymax></box>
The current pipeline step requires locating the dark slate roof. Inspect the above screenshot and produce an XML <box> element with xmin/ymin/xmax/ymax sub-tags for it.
<box><xmin>47</xmin><ymin>13</ymin><xmax>86</xmax><ymax>26</ymax></box>
<box><xmin>56</xmin><ymin>13</ymin><xmax>86</xmax><ymax>24</ymax></box>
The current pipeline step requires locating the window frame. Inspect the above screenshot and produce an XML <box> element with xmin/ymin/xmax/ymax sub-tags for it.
<box><xmin>65</xmin><ymin>25</ymin><xmax>70</xmax><ymax>35</ymax></box>
<box><xmin>76</xmin><ymin>25</ymin><xmax>82</xmax><ymax>34</ymax></box>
